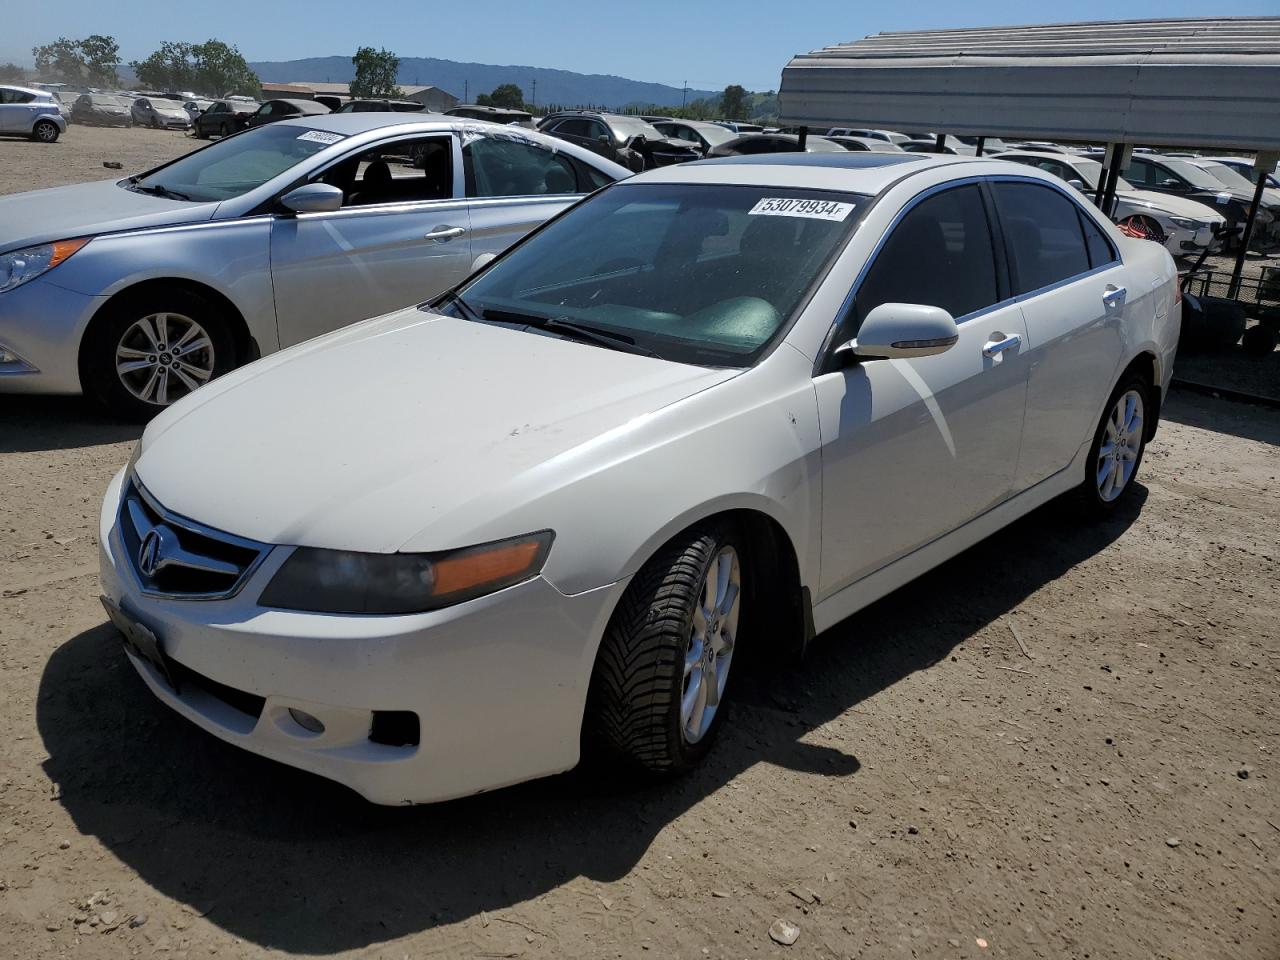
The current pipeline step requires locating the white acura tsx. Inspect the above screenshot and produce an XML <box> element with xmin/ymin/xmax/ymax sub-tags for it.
<box><xmin>99</xmin><ymin>152</ymin><xmax>1180</xmax><ymax>804</ymax></box>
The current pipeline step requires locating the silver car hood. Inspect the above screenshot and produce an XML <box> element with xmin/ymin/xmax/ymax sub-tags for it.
<box><xmin>136</xmin><ymin>308</ymin><xmax>737</xmax><ymax>553</ymax></box>
<box><xmin>0</xmin><ymin>179</ymin><xmax>218</xmax><ymax>253</ymax></box>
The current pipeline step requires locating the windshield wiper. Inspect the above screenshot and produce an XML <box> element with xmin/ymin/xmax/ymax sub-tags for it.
<box><xmin>482</xmin><ymin>309</ymin><xmax>662</xmax><ymax>359</ymax></box>
<box><xmin>130</xmin><ymin>182</ymin><xmax>194</xmax><ymax>201</ymax></box>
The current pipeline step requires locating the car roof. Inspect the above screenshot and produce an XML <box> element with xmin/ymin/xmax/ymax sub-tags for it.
<box><xmin>998</xmin><ymin>150</ymin><xmax>1093</xmax><ymax>165</ymax></box>
<box><xmin>1</xmin><ymin>84</ymin><xmax>54</xmax><ymax>98</ymax></box>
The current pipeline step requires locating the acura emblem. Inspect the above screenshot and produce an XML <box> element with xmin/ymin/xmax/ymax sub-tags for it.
<box><xmin>137</xmin><ymin>529</ymin><xmax>163</xmax><ymax>577</ymax></box>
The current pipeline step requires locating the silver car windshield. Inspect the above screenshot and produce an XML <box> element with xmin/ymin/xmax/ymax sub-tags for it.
<box><xmin>448</xmin><ymin>183</ymin><xmax>867</xmax><ymax>367</ymax></box>
<box><xmin>129</xmin><ymin>125</ymin><xmax>341</xmax><ymax>202</ymax></box>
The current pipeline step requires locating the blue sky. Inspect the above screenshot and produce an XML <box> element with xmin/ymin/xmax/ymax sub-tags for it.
<box><xmin>7</xmin><ymin>0</ymin><xmax>1276</xmax><ymax>92</ymax></box>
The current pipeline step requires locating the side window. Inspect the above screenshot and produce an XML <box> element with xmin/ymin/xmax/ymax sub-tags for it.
<box><xmin>992</xmin><ymin>182</ymin><xmax>1092</xmax><ymax>294</ymax></box>
<box><xmin>855</xmin><ymin>184</ymin><xmax>999</xmax><ymax>325</ymax></box>
<box><xmin>319</xmin><ymin>136</ymin><xmax>454</xmax><ymax>207</ymax></box>
<box><xmin>1078</xmin><ymin>209</ymin><xmax>1118</xmax><ymax>268</ymax></box>
<box><xmin>463</xmin><ymin>137</ymin><xmax>580</xmax><ymax>197</ymax></box>
<box><xmin>586</xmin><ymin>120</ymin><xmax>611</xmax><ymax>141</ymax></box>
<box><xmin>551</xmin><ymin>118</ymin><xmax>590</xmax><ymax>137</ymax></box>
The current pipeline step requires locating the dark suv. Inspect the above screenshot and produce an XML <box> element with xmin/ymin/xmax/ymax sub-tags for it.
<box><xmin>538</xmin><ymin>111</ymin><xmax>700</xmax><ymax>171</ymax></box>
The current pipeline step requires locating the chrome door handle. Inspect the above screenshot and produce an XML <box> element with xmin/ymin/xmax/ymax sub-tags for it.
<box><xmin>982</xmin><ymin>333</ymin><xmax>1022</xmax><ymax>357</ymax></box>
<box><xmin>1102</xmin><ymin>284</ymin><xmax>1127</xmax><ymax>307</ymax></box>
<box><xmin>424</xmin><ymin>225</ymin><xmax>466</xmax><ymax>243</ymax></box>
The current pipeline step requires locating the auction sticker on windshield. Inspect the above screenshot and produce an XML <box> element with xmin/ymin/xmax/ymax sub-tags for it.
<box><xmin>297</xmin><ymin>130</ymin><xmax>344</xmax><ymax>145</ymax></box>
<box><xmin>748</xmin><ymin>197</ymin><xmax>855</xmax><ymax>221</ymax></box>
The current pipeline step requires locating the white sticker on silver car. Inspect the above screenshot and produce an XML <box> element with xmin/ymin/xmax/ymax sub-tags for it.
<box><xmin>297</xmin><ymin>130</ymin><xmax>343</xmax><ymax>145</ymax></box>
<box><xmin>748</xmin><ymin>198</ymin><xmax>855</xmax><ymax>221</ymax></box>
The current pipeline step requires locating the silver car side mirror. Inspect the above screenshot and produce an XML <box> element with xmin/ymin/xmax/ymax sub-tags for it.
<box><xmin>838</xmin><ymin>302</ymin><xmax>959</xmax><ymax>361</ymax></box>
<box><xmin>279</xmin><ymin>183</ymin><xmax>344</xmax><ymax>215</ymax></box>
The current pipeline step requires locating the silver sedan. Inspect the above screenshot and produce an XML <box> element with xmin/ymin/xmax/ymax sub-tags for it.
<box><xmin>0</xmin><ymin>115</ymin><xmax>629</xmax><ymax>417</ymax></box>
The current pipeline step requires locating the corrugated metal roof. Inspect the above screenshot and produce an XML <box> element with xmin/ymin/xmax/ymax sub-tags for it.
<box><xmin>779</xmin><ymin>18</ymin><xmax>1280</xmax><ymax>151</ymax></box>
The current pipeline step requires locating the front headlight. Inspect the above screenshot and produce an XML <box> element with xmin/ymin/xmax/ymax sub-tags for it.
<box><xmin>0</xmin><ymin>239</ymin><xmax>89</xmax><ymax>294</ymax></box>
<box><xmin>1168</xmin><ymin>217</ymin><xmax>1197</xmax><ymax>230</ymax></box>
<box><xmin>259</xmin><ymin>531</ymin><xmax>555</xmax><ymax>614</ymax></box>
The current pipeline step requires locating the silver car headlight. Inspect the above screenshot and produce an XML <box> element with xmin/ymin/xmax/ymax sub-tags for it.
<box><xmin>1168</xmin><ymin>217</ymin><xmax>1197</xmax><ymax>230</ymax></box>
<box><xmin>259</xmin><ymin>531</ymin><xmax>555</xmax><ymax>614</ymax></box>
<box><xmin>0</xmin><ymin>238</ymin><xmax>89</xmax><ymax>294</ymax></box>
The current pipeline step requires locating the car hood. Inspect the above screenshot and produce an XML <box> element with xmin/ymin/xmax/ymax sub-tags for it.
<box><xmin>0</xmin><ymin>179</ymin><xmax>218</xmax><ymax>253</ymax></box>
<box><xmin>1116</xmin><ymin>188</ymin><xmax>1226</xmax><ymax>221</ymax></box>
<box><xmin>152</xmin><ymin>105</ymin><xmax>189</xmax><ymax>117</ymax></box>
<box><xmin>134</xmin><ymin>308</ymin><xmax>737</xmax><ymax>553</ymax></box>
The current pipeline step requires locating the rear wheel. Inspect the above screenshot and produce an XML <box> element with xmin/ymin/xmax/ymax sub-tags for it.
<box><xmin>585</xmin><ymin>524</ymin><xmax>743</xmax><ymax>774</ymax></box>
<box><xmin>31</xmin><ymin>119</ymin><xmax>60</xmax><ymax>143</ymax></box>
<box><xmin>82</xmin><ymin>289</ymin><xmax>237</xmax><ymax>420</ymax></box>
<box><xmin>1080</xmin><ymin>376</ymin><xmax>1149</xmax><ymax>514</ymax></box>
<box><xmin>219</xmin><ymin>121</ymin><xmax>231</xmax><ymax>137</ymax></box>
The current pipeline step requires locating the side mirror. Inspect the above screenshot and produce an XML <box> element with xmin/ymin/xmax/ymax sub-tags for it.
<box><xmin>838</xmin><ymin>303</ymin><xmax>959</xmax><ymax>361</ymax></box>
<box><xmin>597</xmin><ymin>135</ymin><xmax>611</xmax><ymax>146</ymax></box>
<box><xmin>1160</xmin><ymin>178</ymin><xmax>1184</xmax><ymax>190</ymax></box>
<box><xmin>279</xmin><ymin>182</ymin><xmax>343</xmax><ymax>214</ymax></box>
<box><xmin>1068</xmin><ymin>179</ymin><xmax>1086</xmax><ymax>190</ymax></box>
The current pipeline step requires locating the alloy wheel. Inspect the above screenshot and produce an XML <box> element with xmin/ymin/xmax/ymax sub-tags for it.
<box><xmin>680</xmin><ymin>545</ymin><xmax>741</xmax><ymax>744</ymax></box>
<box><xmin>114</xmin><ymin>312</ymin><xmax>215</xmax><ymax>406</ymax></box>
<box><xmin>35</xmin><ymin>122</ymin><xmax>57</xmax><ymax>142</ymax></box>
<box><xmin>1096</xmin><ymin>389</ymin><xmax>1144</xmax><ymax>502</ymax></box>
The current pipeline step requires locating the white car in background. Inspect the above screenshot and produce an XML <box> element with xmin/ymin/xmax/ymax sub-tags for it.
<box><xmin>998</xmin><ymin>151</ymin><xmax>1226</xmax><ymax>257</ymax></box>
<box><xmin>99</xmin><ymin>153</ymin><xmax>1179</xmax><ymax>804</ymax></box>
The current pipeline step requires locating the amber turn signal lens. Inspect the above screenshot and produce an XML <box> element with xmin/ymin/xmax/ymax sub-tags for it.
<box><xmin>432</xmin><ymin>537</ymin><xmax>547</xmax><ymax>597</ymax></box>
<box><xmin>49</xmin><ymin>238</ymin><xmax>90</xmax><ymax>268</ymax></box>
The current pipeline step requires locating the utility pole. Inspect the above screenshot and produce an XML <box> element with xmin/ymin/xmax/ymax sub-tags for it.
<box><xmin>464</xmin><ymin>79</ymin><xmax>468</xmax><ymax>102</ymax></box>
<box><xmin>531</xmin><ymin>77</ymin><xmax>536</xmax><ymax>110</ymax></box>
<box><xmin>682</xmin><ymin>80</ymin><xmax>688</xmax><ymax>108</ymax></box>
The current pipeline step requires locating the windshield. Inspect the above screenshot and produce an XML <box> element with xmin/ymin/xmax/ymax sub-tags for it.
<box><xmin>1199</xmin><ymin>162</ymin><xmax>1256</xmax><ymax>192</ymax></box>
<box><xmin>130</xmin><ymin>125</ymin><xmax>341</xmax><ymax>202</ymax></box>
<box><xmin>695</xmin><ymin>123</ymin><xmax>736</xmax><ymax>146</ymax></box>
<box><xmin>1161</xmin><ymin>158</ymin><xmax>1229</xmax><ymax>191</ymax></box>
<box><xmin>91</xmin><ymin>95</ymin><xmax>129</xmax><ymax>107</ymax></box>
<box><xmin>445</xmin><ymin>183</ymin><xmax>866</xmax><ymax>367</ymax></box>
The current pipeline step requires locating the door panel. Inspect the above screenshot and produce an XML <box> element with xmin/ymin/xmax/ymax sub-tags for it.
<box><xmin>466</xmin><ymin>196</ymin><xmax>576</xmax><ymax>267</ymax></box>
<box><xmin>815</xmin><ymin>302</ymin><xmax>1029</xmax><ymax>598</ymax></box>
<box><xmin>1015</xmin><ymin>270</ymin><xmax>1126</xmax><ymax>487</ymax></box>
<box><xmin>269</xmin><ymin>200</ymin><xmax>473</xmax><ymax>348</ymax></box>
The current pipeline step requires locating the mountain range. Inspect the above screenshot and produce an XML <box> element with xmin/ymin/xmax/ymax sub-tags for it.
<box><xmin>248</xmin><ymin>56</ymin><xmax>720</xmax><ymax>109</ymax></box>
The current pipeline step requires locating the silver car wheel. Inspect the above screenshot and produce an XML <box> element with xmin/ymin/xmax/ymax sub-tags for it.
<box><xmin>115</xmin><ymin>312</ymin><xmax>215</xmax><ymax>406</ymax></box>
<box><xmin>34</xmin><ymin>121</ymin><xmax>58</xmax><ymax>142</ymax></box>
<box><xmin>680</xmin><ymin>545</ymin><xmax>740</xmax><ymax>744</ymax></box>
<box><xmin>1096</xmin><ymin>389</ymin><xmax>1144</xmax><ymax>502</ymax></box>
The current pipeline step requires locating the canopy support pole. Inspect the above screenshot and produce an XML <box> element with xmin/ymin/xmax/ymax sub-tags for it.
<box><xmin>974</xmin><ymin>137</ymin><xmax>986</xmax><ymax>157</ymax></box>
<box><xmin>1228</xmin><ymin>167</ymin><xmax>1270</xmax><ymax>299</ymax></box>
<box><xmin>934</xmin><ymin>133</ymin><xmax>946</xmax><ymax>153</ymax></box>
<box><xmin>797</xmin><ymin>126</ymin><xmax>808</xmax><ymax>151</ymax></box>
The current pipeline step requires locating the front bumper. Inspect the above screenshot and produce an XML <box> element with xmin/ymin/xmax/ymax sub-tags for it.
<box><xmin>98</xmin><ymin>469</ymin><xmax>628</xmax><ymax>804</ymax></box>
<box><xmin>0</xmin><ymin>276</ymin><xmax>104</xmax><ymax>394</ymax></box>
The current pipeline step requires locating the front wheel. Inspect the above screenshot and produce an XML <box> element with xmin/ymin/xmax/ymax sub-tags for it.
<box><xmin>31</xmin><ymin>119</ymin><xmax>60</xmax><ymax>143</ymax></box>
<box><xmin>585</xmin><ymin>524</ymin><xmax>743</xmax><ymax>774</ymax></box>
<box><xmin>82</xmin><ymin>289</ymin><xmax>237</xmax><ymax>420</ymax></box>
<box><xmin>1080</xmin><ymin>376</ymin><xmax>1149</xmax><ymax>513</ymax></box>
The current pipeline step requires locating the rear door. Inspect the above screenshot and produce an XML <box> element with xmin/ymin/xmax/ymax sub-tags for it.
<box><xmin>269</xmin><ymin>133</ymin><xmax>473</xmax><ymax>348</ymax></box>
<box><xmin>814</xmin><ymin>181</ymin><xmax>1030</xmax><ymax>597</ymax></box>
<box><xmin>990</xmin><ymin>179</ymin><xmax>1126</xmax><ymax>488</ymax></box>
<box><xmin>462</xmin><ymin>134</ymin><xmax>605</xmax><ymax>266</ymax></box>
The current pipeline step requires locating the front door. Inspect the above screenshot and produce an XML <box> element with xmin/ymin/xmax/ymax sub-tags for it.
<box><xmin>814</xmin><ymin>182</ymin><xmax>1030</xmax><ymax>598</ymax></box>
<box><xmin>269</xmin><ymin>134</ymin><xmax>473</xmax><ymax>348</ymax></box>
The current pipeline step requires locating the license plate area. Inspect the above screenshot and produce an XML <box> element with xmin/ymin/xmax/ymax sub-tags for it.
<box><xmin>101</xmin><ymin>596</ymin><xmax>179</xmax><ymax>692</ymax></box>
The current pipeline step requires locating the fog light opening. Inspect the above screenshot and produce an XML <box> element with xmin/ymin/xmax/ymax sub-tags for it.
<box><xmin>288</xmin><ymin>707</ymin><xmax>325</xmax><ymax>735</ymax></box>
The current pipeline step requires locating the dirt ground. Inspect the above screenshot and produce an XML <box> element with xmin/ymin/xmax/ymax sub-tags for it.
<box><xmin>1</xmin><ymin>127</ymin><xmax>1278</xmax><ymax>960</ymax></box>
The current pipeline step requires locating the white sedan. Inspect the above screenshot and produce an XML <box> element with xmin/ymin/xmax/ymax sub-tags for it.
<box><xmin>98</xmin><ymin>153</ymin><xmax>1180</xmax><ymax>804</ymax></box>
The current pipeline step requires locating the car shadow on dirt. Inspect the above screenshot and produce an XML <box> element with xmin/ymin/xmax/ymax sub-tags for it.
<box><xmin>36</xmin><ymin>488</ymin><xmax>1145</xmax><ymax>954</ymax></box>
<box><xmin>1162</xmin><ymin>389</ymin><xmax>1280</xmax><ymax>446</ymax></box>
<box><xmin>0</xmin><ymin>396</ymin><xmax>141</xmax><ymax>453</ymax></box>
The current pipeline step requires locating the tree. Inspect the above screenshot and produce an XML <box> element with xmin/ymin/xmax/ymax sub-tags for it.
<box><xmin>0</xmin><ymin>63</ymin><xmax>25</xmax><ymax>83</ymax></box>
<box><xmin>477</xmin><ymin>83</ymin><xmax>525</xmax><ymax>109</ymax></box>
<box><xmin>32</xmin><ymin>35</ymin><xmax>119</xmax><ymax>85</ymax></box>
<box><xmin>130</xmin><ymin>39</ymin><xmax>260</xmax><ymax>96</ymax></box>
<box><xmin>720</xmin><ymin>84</ymin><xmax>748</xmax><ymax>121</ymax></box>
<box><xmin>350</xmin><ymin>47</ymin><xmax>402</xmax><ymax>98</ymax></box>
<box><xmin>79</xmin><ymin>35</ymin><xmax>120</xmax><ymax>85</ymax></box>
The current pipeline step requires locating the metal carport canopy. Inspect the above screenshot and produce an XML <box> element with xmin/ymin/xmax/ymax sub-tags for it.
<box><xmin>778</xmin><ymin>17</ymin><xmax>1280</xmax><ymax>151</ymax></box>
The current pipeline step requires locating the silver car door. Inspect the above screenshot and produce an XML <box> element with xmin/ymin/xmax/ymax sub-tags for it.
<box><xmin>269</xmin><ymin>133</ymin><xmax>472</xmax><ymax>348</ymax></box>
<box><xmin>989</xmin><ymin>179</ymin><xmax>1129</xmax><ymax>490</ymax></box>
<box><xmin>813</xmin><ymin>182</ymin><xmax>1029</xmax><ymax>599</ymax></box>
<box><xmin>461</xmin><ymin>134</ymin><xmax>595</xmax><ymax>269</ymax></box>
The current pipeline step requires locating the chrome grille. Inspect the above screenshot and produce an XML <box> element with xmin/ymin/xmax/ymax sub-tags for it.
<box><xmin>118</xmin><ymin>479</ymin><xmax>268</xmax><ymax>600</ymax></box>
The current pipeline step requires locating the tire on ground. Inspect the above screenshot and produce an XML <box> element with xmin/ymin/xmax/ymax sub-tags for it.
<box><xmin>81</xmin><ymin>287</ymin><xmax>237</xmax><ymax>421</ymax></box>
<box><xmin>1079</xmin><ymin>373</ymin><xmax>1151</xmax><ymax>515</ymax></box>
<box><xmin>585</xmin><ymin>523</ymin><xmax>742</xmax><ymax>775</ymax></box>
